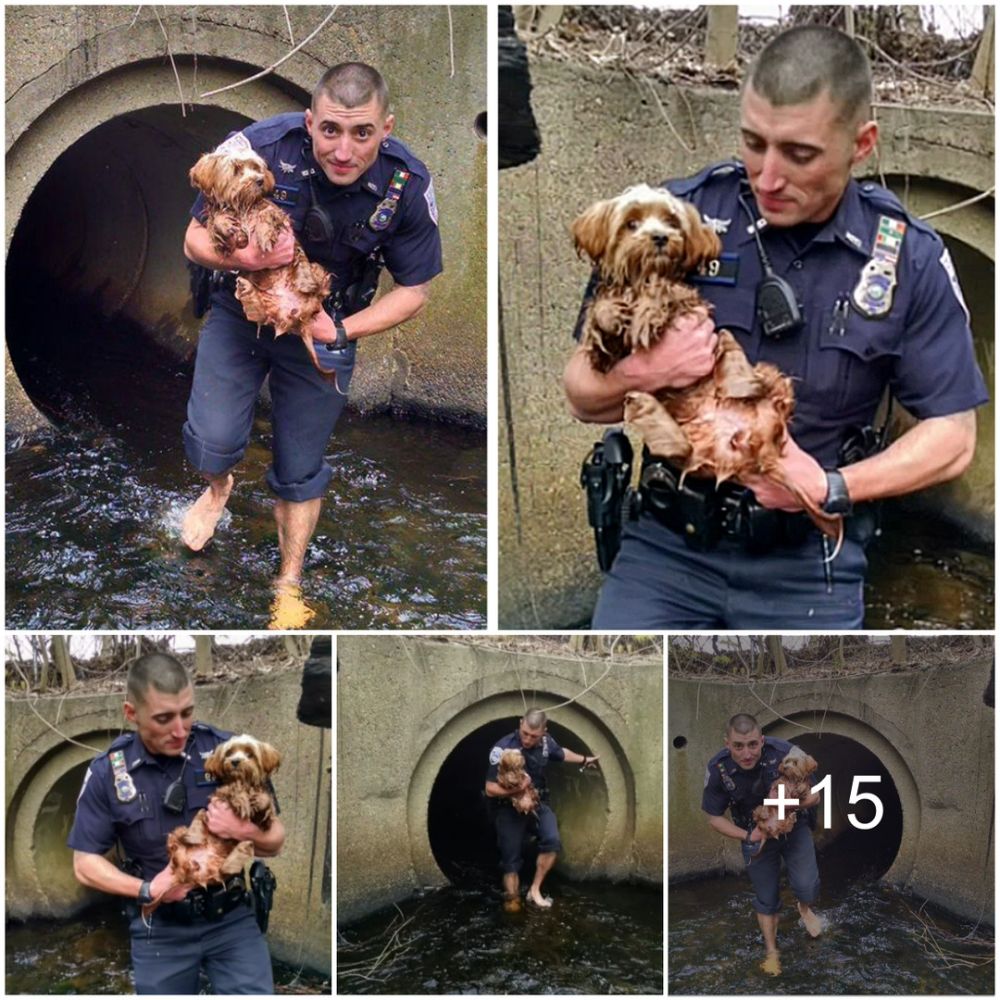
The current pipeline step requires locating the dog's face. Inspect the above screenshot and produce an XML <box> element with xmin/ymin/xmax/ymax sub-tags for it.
<box><xmin>498</xmin><ymin>749</ymin><xmax>528</xmax><ymax>783</ymax></box>
<box><xmin>190</xmin><ymin>149</ymin><xmax>276</xmax><ymax>210</ymax></box>
<box><xmin>779</xmin><ymin>748</ymin><xmax>818</xmax><ymax>784</ymax></box>
<box><xmin>204</xmin><ymin>734</ymin><xmax>281</xmax><ymax>787</ymax></box>
<box><xmin>572</xmin><ymin>184</ymin><xmax>721</xmax><ymax>286</ymax></box>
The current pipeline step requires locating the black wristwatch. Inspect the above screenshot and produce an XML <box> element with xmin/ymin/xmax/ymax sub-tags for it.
<box><xmin>137</xmin><ymin>880</ymin><xmax>154</xmax><ymax>905</ymax></box>
<box><xmin>325</xmin><ymin>318</ymin><xmax>349</xmax><ymax>352</ymax></box>
<box><xmin>744</xmin><ymin>829</ymin><xmax>753</xmax><ymax>845</ymax></box>
<box><xmin>822</xmin><ymin>468</ymin><xmax>853</xmax><ymax>516</ymax></box>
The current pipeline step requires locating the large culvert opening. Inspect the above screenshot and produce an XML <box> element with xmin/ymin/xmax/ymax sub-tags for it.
<box><xmin>427</xmin><ymin>717</ymin><xmax>605</xmax><ymax>886</ymax></box>
<box><xmin>791</xmin><ymin>732</ymin><xmax>903</xmax><ymax>880</ymax></box>
<box><xmin>5</xmin><ymin>93</ymin><xmax>303</xmax><ymax>433</ymax></box>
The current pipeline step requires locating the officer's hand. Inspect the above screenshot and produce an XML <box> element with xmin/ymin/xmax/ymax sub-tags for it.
<box><xmin>231</xmin><ymin>227</ymin><xmax>296</xmax><ymax>271</ymax></box>
<box><xmin>744</xmin><ymin>434</ymin><xmax>827</xmax><ymax>512</ymax></box>
<box><xmin>582</xmin><ymin>755</ymin><xmax>600</xmax><ymax>769</ymax></box>
<box><xmin>614</xmin><ymin>308</ymin><xmax>717</xmax><ymax>391</ymax></box>
<box><xmin>150</xmin><ymin>865</ymin><xmax>191</xmax><ymax>903</ymax></box>
<box><xmin>303</xmin><ymin>310</ymin><xmax>338</xmax><ymax>344</ymax></box>
<box><xmin>205</xmin><ymin>798</ymin><xmax>257</xmax><ymax>841</ymax></box>
<box><xmin>748</xmin><ymin>828</ymin><xmax>764</xmax><ymax>843</ymax></box>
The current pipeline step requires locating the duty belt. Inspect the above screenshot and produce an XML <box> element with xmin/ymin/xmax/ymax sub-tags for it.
<box><xmin>211</xmin><ymin>271</ymin><xmax>353</xmax><ymax>316</ymax></box>
<box><xmin>157</xmin><ymin>873</ymin><xmax>251</xmax><ymax>924</ymax></box>
<box><xmin>640</xmin><ymin>459</ymin><xmax>814</xmax><ymax>553</ymax></box>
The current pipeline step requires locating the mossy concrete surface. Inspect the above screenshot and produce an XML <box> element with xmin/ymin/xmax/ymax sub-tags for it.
<box><xmin>499</xmin><ymin>57</ymin><xmax>994</xmax><ymax>627</ymax></box>
<box><xmin>6</xmin><ymin>5</ymin><xmax>486</xmax><ymax>435</ymax></box>
<box><xmin>6</xmin><ymin>671</ymin><xmax>332</xmax><ymax>974</ymax></box>
<box><xmin>668</xmin><ymin>661</ymin><xmax>994</xmax><ymax>924</ymax></box>
<box><xmin>337</xmin><ymin>637</ymin><xmax>663</xmax><ymax>923</ymax></box>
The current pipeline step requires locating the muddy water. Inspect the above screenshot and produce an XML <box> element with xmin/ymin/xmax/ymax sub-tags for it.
<box><xmin>5</xmin><ymin>311</ymin><xmax>486</xmax><ymax>629</ymax></box>
<box><xmin>338</xmin><ymin>877</ymin><xmax>663</xmax><ymax>995</ymax></box>
<box><xmin>5</xmin><ymin>902</ymin><xmax>329</xmax><ymax>994</ymax></box>
<box><xmin>669</xmin><ymin>843</ymin><xmax>994</xmax><ymax>995</ymax></box>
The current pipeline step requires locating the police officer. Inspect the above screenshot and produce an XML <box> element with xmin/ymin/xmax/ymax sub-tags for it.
<box><xmin>68</xmin><ymin>652</ymin><xmax>285</xmax><ymax>994</ymax></box>
<box><xmin>702</xmin><ymin>713</ymin><xmax>821</xmax><ymax>977</ymax></box>
<box><xmin>181</xmin><ymin>62</ymin><xmax>443</xmax><ymax>623</ymax></box>
<box><xmin>484</xmin><ymin>708</ymin><xmax>599</xmax><ymax>909</ymax></box>
<box><xmin>564</xmin><ymin>25</ymin><xmax>988</xmax><ymax>628</ymax></box>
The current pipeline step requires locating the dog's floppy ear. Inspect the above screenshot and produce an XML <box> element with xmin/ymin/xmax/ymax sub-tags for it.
<box><xmin>189</xmin><ymin>154</ymin><xmax>221</xmax><ymax>198</ymax></box>
<box><xmin>680</xmin><ymin>202</ymin><xmax>722</xmax><ymax>274</ymax></box>
<box><xmin>258</xmin><ymin>741</ymin><xmax>281</xmax><ymax>775</ymax></box>
<box><xmin>572</xmin><ymin>198</ymin><xmax>617</xmax><ymax>264</ymax></box>
<box><xmin>203</xmin><ymin>743</ymin><xmax>227</xmax><ymax>781</ymax></box>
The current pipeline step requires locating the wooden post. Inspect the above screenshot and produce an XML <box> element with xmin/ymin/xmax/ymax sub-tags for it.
<box><xmin>971</xmin><ymin>6</ymin><xmax>995</xmax><ymax>98</ymax></box>
<box><xmin>51</xmin><ymin>637</ymin><xmax>77</xmax><ymax>689</ymax></box>
<box><xmin>890</xmin><ymin>636</ymin><xmax>907</xmax><ymax>666</ymax></box>
<box><xmin>766</xmin><ymin>635</ymin><xmax>787</xmax><ymax>676</ymax></box>
<box><xmin>705</xmin><ymin>6</ymin><xmax>739</xmax><ymax>68</ymax></box>
<box><xmin>194</xmin><ymin>636</ymin><xmax>214</xmax><ymax>680</ymax></box>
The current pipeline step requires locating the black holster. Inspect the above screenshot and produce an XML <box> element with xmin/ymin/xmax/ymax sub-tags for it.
<box><xmin>580</xmin><ymin>429</ymin><xmax>635</xmax><ymax>571</ymax></box>
<box><xmin>250</xmin><ymin>860</ymin><xmax>277</xmax><ymax>934</ymax></box>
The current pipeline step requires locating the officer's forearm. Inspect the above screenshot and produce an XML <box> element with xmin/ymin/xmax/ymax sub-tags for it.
<box><xmin>563</xmin><ymin>347</ymin><xmax>629</xmax><ymax>423</ymax></box>
<box><xmin>841</xmin><ymin>410</ymin><xmax>976</xmax><ymax>503</ymax></box>
<box><xmin>705</xmin><ymin>812</ymin><xmax>749</xmax><ymax>842</ymax></box>
<box><xmin>485</xmin><ymin>780</ymin><xmax>516</xmax><ymax>799</ymax></box>
<box><xmin>248</xmin><ymin>816</ymin><xmax>285</xmax><ymax>858</ymax></box>
<box><xmin>73</xmin><ymin>850</ymin><xmax>143</xmax><ymax>898</ymax></box>
<box><xmin>183</xmin><ymin>218</ymin><xmax>243</xmax><ymax>271</ymax></box>
<box><xmin>342</xmin><ymin>282</ymin><xmax>430</xmax><ymax>341</ymax></box>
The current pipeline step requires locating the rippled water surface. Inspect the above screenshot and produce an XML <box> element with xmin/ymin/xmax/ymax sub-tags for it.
<box><xmin>669</xmin><ymin>849</ymin><xmax>993</xmax><ymax>994</ymax></box>
<box><xmin>5</xmin><ymin>903</ymin><xmax>329</xmax><ymax>994</ymax></box>
<box><xmin>6</xmin><ymin>323</ymin><xmax>485</xmax><ymax>629</ymax></box>
<box><xmin>338</xmin><ymin>878</ymin><xmax>663</xmax><ymax>995</ymax></box>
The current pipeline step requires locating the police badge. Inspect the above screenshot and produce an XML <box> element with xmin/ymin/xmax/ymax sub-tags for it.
<box><xmin>852</xmin><ymin>215</ymin><xmax>906</xmax><ymax>319</ymax></box>
<box><xmin>110</xmin><ymin>750</ymin><xmax>137</xmax><ymax>802</ymax></box>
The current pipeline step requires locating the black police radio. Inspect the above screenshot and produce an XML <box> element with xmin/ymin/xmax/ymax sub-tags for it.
<box><xmin>738</xmin><ymin>192</ymin><xmax>804</xmax><ymax>339</ymax></box>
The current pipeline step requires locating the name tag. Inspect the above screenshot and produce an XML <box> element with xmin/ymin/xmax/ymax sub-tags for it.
<box><xmin>691</xmin><ymin>253</ymin><xmax>739</xmax><ymax>286</ymax></box>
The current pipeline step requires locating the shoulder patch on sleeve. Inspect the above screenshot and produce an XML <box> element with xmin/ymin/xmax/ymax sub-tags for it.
<box><xmin>939</xmin><ymin>247</ymin><xmax>970</xmax><ymax>323</ymax></box>
<box><xmin>703</xmin><ymin>767</ymin><xmax>711</xmax><ymax>788</ymax></box>
<box><xmin>489</xmin><ymin>746</ymin><xmax>503</xmax><ymax>765</ymax></box>
<box><xmin>214</xmin><ymin>132</ymin><xmax>253</xmax><ymax>157</ymax></box>
<box><xmin>424</xmin><ymin>180</ymin><xmax>438</xmax><ymax>226</ymax></box>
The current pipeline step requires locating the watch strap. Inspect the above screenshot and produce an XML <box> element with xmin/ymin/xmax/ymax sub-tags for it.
<box><xmin>138</xmin><ymin>879</ymin><xmax>154</xmax><ymax>905</ymax></box>
<box><xmin>332</xmin><ymin>318</ymin><xmax>349</xmax><ymax>351</ymax></box>
<box><xmin>822</xmin><ymin>468</ymin><xmax>853</xmax><ymax>516</ymax></box>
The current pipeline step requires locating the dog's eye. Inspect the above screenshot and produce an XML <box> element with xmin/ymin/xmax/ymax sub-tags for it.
<box><xmin>626</xmin><ymin>219</ymin><xmax>640</xmax><ymax>232</ymax></box>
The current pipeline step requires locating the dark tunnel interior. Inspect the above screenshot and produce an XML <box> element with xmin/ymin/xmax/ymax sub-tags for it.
<box><xmin>792</xmin><ymin>732</ymin><xmax>902</xmax><ymax>880</ymax></box>
<box><xmin>6</xmin><ymin>100</ymin><xmax>257</xmax><ymax>432</ymax></box>
<box><xmin>427</xmin><ymin>718</ymin><xmax>597</xmax><ymax>888</ymax></box>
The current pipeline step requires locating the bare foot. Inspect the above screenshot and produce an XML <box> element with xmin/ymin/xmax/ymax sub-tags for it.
<box><xmin>527</xmin><ymin>888</ymin><xmax>552</xmax><ymax>908</ymax></box>
<box><xmin>181</xmin><ymin>475</ymin><xmax>233</xmax><ymax>551</ymax></box>
<box><xmin>269</xmin><ymin>579</ymin><xmax>316</xmax><ymax>630</ymax></box>
<box><xmin>798</xmin><ymin>902</ymin><xmax>823</xmax><ymax>938</ymax></box>
<box><xmin>760</xmin><ymin>951</ymin><xmax>781</xmax><ymax>976</ymax></box>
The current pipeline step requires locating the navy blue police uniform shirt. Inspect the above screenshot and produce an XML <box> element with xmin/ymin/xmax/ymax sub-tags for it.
<box><xmin>486</xmin><ymin>730</ymin><xmax>566</xmax><ymax>797</ymax></box>
<box><xmin>67</xmin><ymin>722</ymin><xmax>231</xmax><ymax>880</ymax></box>
<box><xmin>702</xmin><ymin>736</ymin><xmax>811</xmax><ymax>828</ymax></box>
<box><xmin>574</xmin><ymin>161</ymin><xmax>988</xmax><ymax>468</ymax></box>
<box><xmin>191</xmin><ymin>112</ymin><xmax>443</xmax><ymax>311</ymax></box>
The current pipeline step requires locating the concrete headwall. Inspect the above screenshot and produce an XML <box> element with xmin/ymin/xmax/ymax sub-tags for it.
<box><xmin>499</xmin><ymin>57</ymin><xmax>995</xmax><ymax>627</ymax></box>
<box><xmin>337</xmin><ymin>637</ymin><xmax>663</xmax><ymax>923</ymax></box>
<box><xmin>5</xmin><ymin>670</ymin><xmax>332</xmax><ymax>974</ymax></box>
<box><xmin>667</xmin><ymin>661</ymin><xmax>994</xmax><ymax>923</ymax></box>
<box><xmin>6</xmin><ymin>4</ymin><xmax>486</xmax><ymax>435</ymax></box>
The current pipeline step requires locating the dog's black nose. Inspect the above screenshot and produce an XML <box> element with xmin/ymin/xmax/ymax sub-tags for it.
<box><xmin>652</xmin><ymin>234</ymin><xmax>668</xmax><ymax>248</ymax></box>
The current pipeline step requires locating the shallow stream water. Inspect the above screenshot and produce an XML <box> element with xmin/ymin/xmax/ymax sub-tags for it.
<box><xmin>5</xmin><ymin>903</ymin><xmax>329</xmax><ymax>994</ymax></box>
<box><xmin>338</xmin><ymin>875</ymin><xmax>663</xmax><ymax>994</ymax></box>
<box><xmin>6</xmin><ymin>314</ymin><xmax>486</xmax><ymax>629</ymax></box>
<box><xmin>669</xmin><ymin>839</ymin><xmax>994</xmax><ymax>994</ymax></box>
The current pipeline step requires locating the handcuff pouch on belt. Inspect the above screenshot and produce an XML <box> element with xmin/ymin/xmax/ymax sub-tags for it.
<box><xmin>158</xmin><ymin>873</ymin><xmax>252</xmax><ymax>924</ymax></box>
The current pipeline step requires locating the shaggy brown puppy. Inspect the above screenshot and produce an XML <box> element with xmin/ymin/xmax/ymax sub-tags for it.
<box><xmin>189</xmin><ymin>145</ymin><xmax>336</xmax><ymax>384</ymax></box>
<box><xmin>751</xmin><ymin>747</ymin><xmax>818</xmax><ymax>854</ymax></box>
<box><xmin>146</xmin><ymin>734</ymin><xmax>281</xmax><ymax>911</ymax></box>
<box><xmin>572</xmin><ymin>184</ymin><xmax>842</xmax><ymax>552</ymax></box>
<box><xmin>496</xmin><ymin>749</ymin><xmax>540</xmax><ymax>815</ymax></box>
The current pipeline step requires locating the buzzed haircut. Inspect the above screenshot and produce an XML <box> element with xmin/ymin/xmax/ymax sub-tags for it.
<box><xmin>746</xmin><ymin>25</ymin><xmax>873</xmax><ymax>126</ymax></box>
<box><xmin>126</xmin><ymin>652</ymin><xmax>191</xmax><ymax>707</ymax></box>
<box><xmin>523</xmin><ymin>708</ymin><xmax>547</xmax><ymax>730</ymax></box>
<box><xmin>313</xmin><ymin>62</ymin><xmax>390</xmax><ymax>116</ymax></box>
<box><xmin>726</xmin><ymin>713</ymin><xmax>760</xmax><ymax>737</ymax></box>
